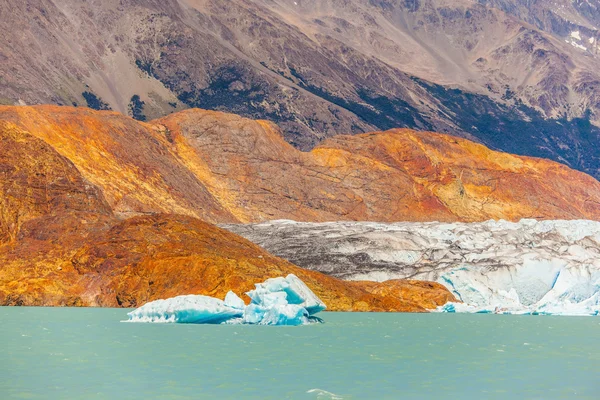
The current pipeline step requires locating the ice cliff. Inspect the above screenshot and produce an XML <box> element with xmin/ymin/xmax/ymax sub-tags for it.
<box><xmin>127</xmin><ymin>274</ymin><xmax>326</xmax><ymax>325</ymax></box>
<box><xmin>224</xmin><ymin>220</ymin><xmax>600</xmax><ymax>316</ymax></box>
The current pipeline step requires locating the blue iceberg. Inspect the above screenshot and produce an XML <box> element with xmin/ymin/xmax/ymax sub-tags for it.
<box><xmin>127</xmin><ymin>274</ymin><xmax>326</xmax><ymax>325</ymax></box>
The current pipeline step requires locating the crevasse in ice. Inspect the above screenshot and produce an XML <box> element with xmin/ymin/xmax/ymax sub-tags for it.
<box><xmin>126</xmin><ymin>274</ymin><xmax>326</xmax><ymax>325</ymax></box>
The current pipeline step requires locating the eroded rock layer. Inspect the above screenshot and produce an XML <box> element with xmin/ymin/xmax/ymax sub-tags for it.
<box><xmin>0</xmin><ymin>121</ymin><xmax>111</xmax><ymax>243</ymax></box>
<box><xmin>0</xmin><ymin>105</ymin><xmax>235</xmax><ymax>222</ymax></box>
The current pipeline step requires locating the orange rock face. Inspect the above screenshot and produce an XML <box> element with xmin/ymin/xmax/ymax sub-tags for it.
<box><xmin>0</xmin><ymin>106</ymin><xmax>235</xmax><ymax>222</ymax></box>
<box><xmin>0</xmin><ymin>121</ymin><xmax>111</xmax><ymax>243</ymax></box>
<box><xmin>0</xmin><ymin>212</ymin><xmax>454</xmax><ymax>311</ymax></box>
<box><xmin>0</xmin><ymin>111</ymin><xmax>455</xmax><ymax>310</ymax></box>
<box><xmin>1</xmin><ymin>104</ymin><xmax>599</xmax><ymax>310</ymax></box>
<box><xmin>160</xmin><ymin>108</ymin><xmax>600</xmax><ymax>222</ymax></box>
<box><xmin>2</xmin><ymin>105</ymin><xmax>599</xmax><ymax>223</ymax></box>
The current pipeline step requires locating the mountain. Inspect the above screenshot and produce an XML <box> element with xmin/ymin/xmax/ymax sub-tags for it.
<box><xmin>480</xmin><ymin>0</ymin><xmax>600</xmax><ymax>36</ymax></box>
<box><xmin>0</xmin><ymin>119</ymin><xmax>112</xmax><ymax>243</ymax></box>
<box><xmin>2</xmin><ymin>103</ymin><xmax>599</xmax><ymax>310</ymax></box>
<box><xmin>2</xmin><ymin>0</ymin><xmax>600</xmax><ymax>178</ymax></box>
<box><xmin>3</xmin><ymin>105</ymin><xmax>600</xmax><ymax>223</ymax></box>
<box><xmin>0</xmin><ymin>119</ymin><xmax>455</xmax><ymax>310</ymax></box>
<box><xmin>0</xmin><ymin>105</ymin><xmax>237</xmax><ymax>224</ymax></box>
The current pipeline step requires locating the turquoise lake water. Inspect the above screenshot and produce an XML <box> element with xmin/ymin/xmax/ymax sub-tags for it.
<box><xmin>0</xmin><ymin>308</ymin><xmax>598</xmax><ymax>399</ymax></box>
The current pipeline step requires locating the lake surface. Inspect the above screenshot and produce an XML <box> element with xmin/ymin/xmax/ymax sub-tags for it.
<box><xmin>1</xmin><ymin>308</ymin><xmax>598</xmax><ymax>399</ymax></box>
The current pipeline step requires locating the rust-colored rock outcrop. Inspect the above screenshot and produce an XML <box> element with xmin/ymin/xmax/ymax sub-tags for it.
<box><xmin>0</xmin><ymin>121</ymin><xmax>111</xmax><ymax>243</ymax></box>
<box><xmin>0</xmin><ymin>111</ymin><xmax>456</xmax><ymax>310</ymax></box>
<box><xmin>1</xmin><ymin>104</ymin><xmax>599</xmax><ymax>310</ymax></box>
<box><xmin>2</xmin><ymin>105</ymin><xmax>600</xmax><ymax>223</ymax></box>
<box><xmin>0</xmin><ymin>212</ymin><xmax>454</xmax><ymax>311</ymax></box>
<box><xmin>0</xmin><ymin>105</ymin><xmax>235</xmax><ymax>222</ymax></box>
<box><xmin>160</xmin><ymin>108</ymin><xmax>600</xmax><ymax>222</ymax></box>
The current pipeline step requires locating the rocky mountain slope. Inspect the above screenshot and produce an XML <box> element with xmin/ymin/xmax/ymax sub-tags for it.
<box><xmin>0</xmin><ymin>119</ymin><xmax>455</xmax><ymax>310</ymax></box>
<box><xmin>1</xmin><ymin>212</ymin><xmax>455</xmax><ymax>311</ymax></box>
<box><xmin>480</xmin><ymin>0</ymin><xmax>600</xmax><ymax>37</ymax></box>
<box><xmin>3</xmin><ymin>105</ymin><xmax>600</xmax><ymax>223</ymax></box>
<box><xmin>2</xmin><ymin>0</ymin><xmax>600</xmax><ymax>178</ymax></box>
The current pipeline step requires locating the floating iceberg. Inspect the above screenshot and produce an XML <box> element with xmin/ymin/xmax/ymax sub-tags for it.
<box><xmin>246</xmin><ymin>274</ymin><xmax>326</xmax><ymax>315</ymax></box>
<box><xmin>127</xmin><ymin>274</ymin><xmax>326</xmax><ymax>325</ymax></box>
<box><xmin>126</xmin><ymin>295</ymin><xmax>243</xmax><ymax>324</ymax></box>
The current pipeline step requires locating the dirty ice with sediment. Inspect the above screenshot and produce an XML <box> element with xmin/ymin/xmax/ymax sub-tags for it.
<box><xmin>224</xmin><ymin>219</ymin><xmax>600</xmax><ymax>316</ymax></box>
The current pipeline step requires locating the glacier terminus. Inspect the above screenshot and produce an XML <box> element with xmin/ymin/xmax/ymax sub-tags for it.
<box><xmin>224</xmin><ymin>220</ymin><xmax>600</xmax><ymax>316</ymax></box>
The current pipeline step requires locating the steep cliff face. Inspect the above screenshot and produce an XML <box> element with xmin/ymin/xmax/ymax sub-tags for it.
<box><xmin>2</xmin><ymin>0</ymin><xmax>600</xmax><ymax>178</ymax></box>
<box><xmin>3</xmin><ymin>105</ymin><xmax>600</xmax><ymax>223</ymax></box>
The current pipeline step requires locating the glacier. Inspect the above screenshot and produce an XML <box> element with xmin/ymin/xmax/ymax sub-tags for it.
<box><xmin>223</xmin><ymin>219</ymin><xmax>600</xmax><ymax>316</ymax></box>
<box><xmin>127</xmin><ymin>274</ymin><xmax>326</xmax><ymax>325</ymax></box>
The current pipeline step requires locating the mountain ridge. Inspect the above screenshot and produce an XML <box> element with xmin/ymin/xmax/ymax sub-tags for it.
<box><xmin>2</xmin><ymin>0</ymin><xmax>600</xmax><ymax>178</ymax></box>
<box><xmin>2</xmin><ymin>104</ymin><xmax>600</xmax><ymax>226</ymax></box>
